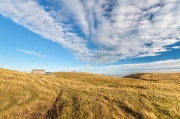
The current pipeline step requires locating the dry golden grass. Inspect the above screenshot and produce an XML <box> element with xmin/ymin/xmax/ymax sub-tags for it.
<box><xmin>0</xmin><ymin>68</ymin><xmax>180</xmax><ymax>119</ymax></box>
<box><xmin>124</xmin><ymin>73</ymin><xmax>180</xmax><ymax>81</ymax></box>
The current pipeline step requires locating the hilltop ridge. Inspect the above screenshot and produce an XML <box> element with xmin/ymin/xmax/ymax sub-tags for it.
<box><xmin>124</xmin><ymin>73</ymin><xmax>180</xmax><ymax>81</ymax></box>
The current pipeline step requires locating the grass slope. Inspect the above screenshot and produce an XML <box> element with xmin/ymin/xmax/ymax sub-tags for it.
<box><xmin>0</xmin><ymin>68</ymin><xmax>180</xmax><ymax>119</ymax></box>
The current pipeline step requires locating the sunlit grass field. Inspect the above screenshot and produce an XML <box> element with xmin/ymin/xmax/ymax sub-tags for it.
<box><xmin>0</xmin><ymin>68</ymin><xmax>180</xmax><ymax>119</ymax></box>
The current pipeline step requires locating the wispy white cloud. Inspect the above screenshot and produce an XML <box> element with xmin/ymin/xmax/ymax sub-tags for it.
<box><xmin>16</xmin><ymin>49</ymin><xmax>47</xmax><ymax>58</ymax></box>
<box><xmin>0</xmin><ymin>0</ymin><xmax>91</xmax><ymax>61</ymax></box>
<box><xmin>172</xmin><ymin>46</ymin><xmax>180</xmax><ymax>49</ymax></box>
<box><xmin>0</xmin><ymin>0</ymin><xmax>180</xmax><ymax>63</ymax></box>
<box><xmin>88</xmin><ymin>0</ymin><xmax>180</xmax><ymax>63</ymax></box>
<box><xmin>63</xmin><ymin>59</ymin><xmax>180</xmax><ymax>76</ymax></box>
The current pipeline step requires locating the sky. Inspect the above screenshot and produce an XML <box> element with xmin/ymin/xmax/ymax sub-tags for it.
<box><xmin>0</xmin><ymin>0</ymin><xmax>180</xmax><ymax>76</ymax></box>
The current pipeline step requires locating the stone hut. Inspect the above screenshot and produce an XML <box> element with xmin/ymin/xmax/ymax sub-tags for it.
<box><xmin>31</xmin><ymin>69</ymin><xmax>45</xmax><ymax>74</ymax></box>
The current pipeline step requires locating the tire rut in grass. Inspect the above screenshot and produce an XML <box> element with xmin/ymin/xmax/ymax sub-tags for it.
<box><xmin>114</xmin><ymin>100</ymin><xmax>143</xmax><ymax>119</ymax></box>
<box><xmin>45</xmin><ymin>89</ymin><xmax>63</xmax><ymax>119</ymax></box>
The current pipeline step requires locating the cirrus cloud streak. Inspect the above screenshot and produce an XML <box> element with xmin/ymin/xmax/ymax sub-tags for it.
<box><xmin>16</xmin><ymin>48</ymin><xmax>47</xmax><ymax>58</ymax></box>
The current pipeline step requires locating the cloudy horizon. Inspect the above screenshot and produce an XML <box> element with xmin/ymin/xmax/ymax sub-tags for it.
<box><xmin>0</xmin><ymin>0</ymin><xmax>180</xmax><ymax>75</ymax></box>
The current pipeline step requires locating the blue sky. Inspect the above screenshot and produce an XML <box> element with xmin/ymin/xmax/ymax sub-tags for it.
<box><xmin>0</xmin><ymin>0</ymin><xmax>180</xmax><ymax>76</ymax></box>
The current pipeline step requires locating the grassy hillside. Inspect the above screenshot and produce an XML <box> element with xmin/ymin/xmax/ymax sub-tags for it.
<box><xmin>124</xmin><ymin>73</ymin><xmax>180</xmax><ymax>81</ymax></box>
<box><xmin>0</xmin><ymin>68</ymin><xmax>180</xmax><ymax>119</ymax></box>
